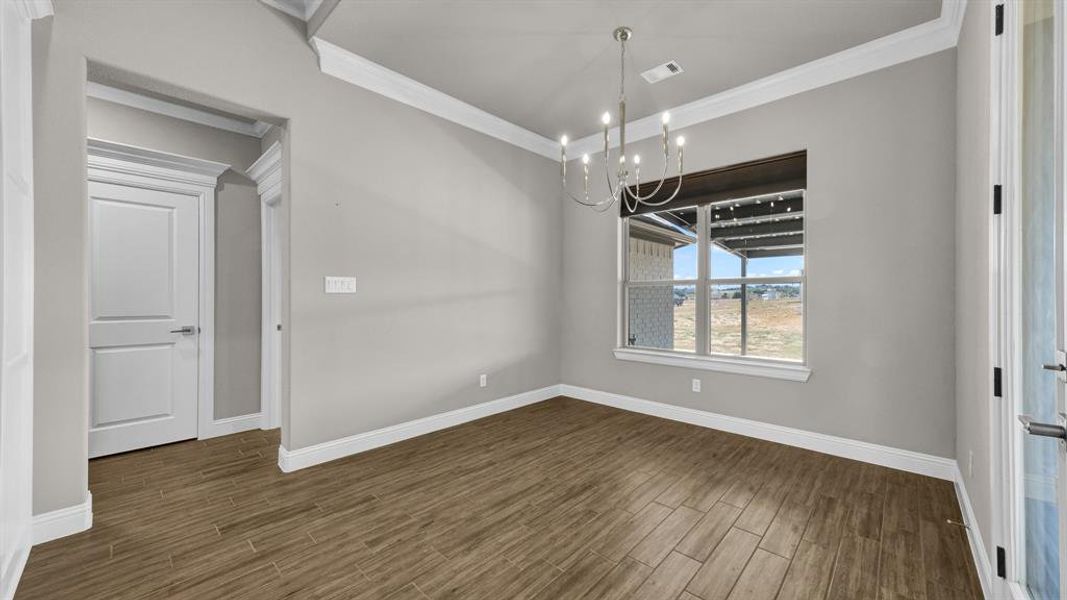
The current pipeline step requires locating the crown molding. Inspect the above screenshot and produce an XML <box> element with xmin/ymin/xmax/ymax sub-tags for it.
<box><xmin>569</xmin><ymin>0</ymin><xmax>967</xmax><ymax>156</ymax></box>
<box><xmin>15</xmin><ymin>0</ymin><xmax>53</xmax><ymax>20</ymax></box>
<box><xmin>248</xmin><ymin>141</ymin><xmax>283</xmax><ymax>206</ymax></box>
<box><xmin>87</xmin><ymin>82</ymin><xmax>273</xmax><ymax>140</ymax></box>
<box><xmin>307</xmin><ymin>1</ymin><xmax>965</xmax><ymax>161</ymax></box>
<box><xmin>87</xmin><ymin>138</ymin><xmax>231</xmax><ymax>187</ymax></box>
<box><xmin>310</xmin><ymin>37</ymin><xmax>560</xmax><ymax>160</ymax></box>
<box><xmin>259</xmin><ymin>0</ymin><xmax>321</xmax><ymax>21</ymax></box>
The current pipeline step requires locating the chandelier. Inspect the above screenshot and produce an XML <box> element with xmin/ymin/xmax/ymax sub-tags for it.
<box><xmin>560</xmin><ymin>26</ymin><xmax>686</xmax><ymax>213</ymax></box>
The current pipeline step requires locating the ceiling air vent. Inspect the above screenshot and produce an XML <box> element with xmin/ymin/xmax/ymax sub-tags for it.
<box><xmin>641</xmin><ymin>61</ymin><xmax>683</xmax><ymax>84</ymax></box>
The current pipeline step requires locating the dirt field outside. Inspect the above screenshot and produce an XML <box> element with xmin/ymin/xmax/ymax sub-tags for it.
<box><xmin>670</xmin><ymin>292</ymin><xmax>803</xmax><ymax>360</ymax></box>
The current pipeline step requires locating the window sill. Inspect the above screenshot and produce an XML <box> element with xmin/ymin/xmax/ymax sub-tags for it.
<box><xmin>613</xmin><ymin>348</ymin><xmax>812</xmax><ymax>382</ymax></box>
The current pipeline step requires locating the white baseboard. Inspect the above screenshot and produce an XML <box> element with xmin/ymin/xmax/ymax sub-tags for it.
<box><xmin>199</xmin><ymin>413</ymin><xmax>263</xmax><ymax>440</ymax></box>
<box><xmin>277</xmin><ymin>385</ymin><xmax>561</xmax><ymax>472</ymax></box>
<box><xmin>1</xmin><ymin>544</ymin><xmax>29</xmax><ymax>600</ymax></box>
<box><xmin>32</xmin><ymin>491</ymin><xmax>93</xmax><ymax>545</ymax></box>
<box><xmin>559</xmin><ymin>384</ymin><xmax>957</xmax><ymax>481</ymax></box>
<box><xmin>953</xmin><ymin>466</ymin><xmax>993</xmax><ymax>599</ymax></box>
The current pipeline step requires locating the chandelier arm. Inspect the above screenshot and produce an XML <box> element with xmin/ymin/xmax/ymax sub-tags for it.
<box><xmin>603</xmin><ymin>156</ymin><xmax>624</xmax><ymax>204</ymax></box>
<box><xmin>562</xmin><ymin>185</ymin><xmax>613</xmax><ymax>208</ymax></box>
<box><xmin>629</xmin><ymin>171</ymin><xmax>684</xmax><ymax>207</ymax></box>
<box><xmin>591</xmin><ymin>194</ymin><xmax>619</xmax><ymax>213</ymax></box>
<box><xmin>622</xmin><ymin>178</ymin><xmax>641</xmax><ymax>214</ymax></box>
<box><xmin>622</xmin><ymin>153</ymin><xmax>671</xmax><ymax>202</ymax></box>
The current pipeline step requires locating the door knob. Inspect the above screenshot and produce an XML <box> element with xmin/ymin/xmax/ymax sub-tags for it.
<box><xmin>1042</xmin><ymin>363</ymin><xmax>1067</xmax><ymax>372</ymax></box>
<box><xmin>169</xmin><ymin>325</ymin><xmax>196</xmax><ymax>335</ymax></box>
<box><xmin>1018</xmin><ymin>415</ymin><xmax>1067</xmax><ymax>441</ymax></box>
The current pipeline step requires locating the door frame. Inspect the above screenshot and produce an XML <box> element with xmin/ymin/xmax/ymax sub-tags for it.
<box><xmin>0</xmin><ymin>0</ymin><xmax>46</xmax><ymax>596</ymax></box>
<box><xmin>247</xmin><ymin>140</ymin><xmax>282</xmax><ymax>431</ymax></box>
<box><xmin>991</xmin><ymin>1</ymin><xmax>1067</xmax><ymax>597</ymax></box>
<box><xmin>86</xmin><ymin>138</ymin><xmax>230</xmax><ymax>451</ymax></box>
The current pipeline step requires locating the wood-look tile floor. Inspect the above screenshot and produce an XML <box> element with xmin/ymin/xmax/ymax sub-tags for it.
<box><xmin>17</xmin><ymin>397</ymin><xmax>982</xmax><ymax>599</ymax></box>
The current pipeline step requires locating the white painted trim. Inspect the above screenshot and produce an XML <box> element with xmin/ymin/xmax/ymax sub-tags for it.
<box><xmin>259</xmin><ymin>0</ymin><xmax>320</xmax><ymax>21</ymax></box>
<box><xmin>14</xmin><ymin>0</ymin><xmax>52</xmax><ymax>20</ymax></box>
<box><xmin>559</xmin><ymin>384</ymin><xmax>958</xmax><ymax>480</ymax></box>
<box><xmin>248</xmin><ymin>141</ymin><xmax>282</xmax><ymax>206</ymax></box>
<box><xmin>0</xmin><ymin>1</ymin><xmax>36</xmax><ymax>593</ymax></box>
<box><xmin>87</xmin><ymin>138</ymin><xmax>229</xmax><ymax>186</ymax></box>
<box><xmin>277</xmin><ymin>385</ymin><xmax>561</xmax><ymax>472</ymax></box>
<box><xmin>200</xmin><ymin>413</ymin><xmax>265</xmax><ymax>439</ymax></box>
<box><xmin>613</xmin><ymin>348</ymin><xmax>811</xmax><ymax>382</ymax></box>
<box><xmin>310</xmin><ymin>37</ymin><xmax>560</xmax><ymax>160</ymax></box>
<box><xmin>1</xmin><ymin>547</ymin><xmax>28</xmax><ymax>600</ymax></box>
<box><xmin>31</xmin><ymin>492</ymin><xmax>92</xmax><ymax>546</ymax></box>
<box><xmin>87</xmin><ymin>140</ymin><xmax>228</xmax><ymax>455</ymax></box>
<box><xmin>279</xmin><ymin>381</ymin><xmax>957</xmax><ymax>480</ymax></box>
<box><xmin>247</xmin><ymin>142</ymin><xmax>283</xmax><ymax>430</ymax></box>
<box><xmin>197</xmin><ymin>177</ymin><xmax>217</xmax><ymax>445</ymax></box>
<box><xmin>87</xmin><ymin>82</ymin><xmax>272</xmax><ymax>140</ymax></box>
<box><xmin>306</xmin><ymin>2</ymin><xmax>966</xmax><ymax>160</ymax></box>
<box><xmin>954</xmin><ymin>466</ymin><xmax>994</xmax><ymax>599</ymax></box>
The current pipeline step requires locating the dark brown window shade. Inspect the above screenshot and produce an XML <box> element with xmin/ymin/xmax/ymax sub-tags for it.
<box><xmin>621</xmin><ymin>150</ymin><xmax>807</xmax><ymax>217</ymax></box>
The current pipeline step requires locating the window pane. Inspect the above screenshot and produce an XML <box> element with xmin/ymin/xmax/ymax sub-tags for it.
<box><xmin>627</xmin><ymin>284</ymin><xmax>696</xmax><ymax>352</ymax></box>
<box><xmin>709</xmin><ymin>246</ymin><xmax>742</xmax><ymax>278</ymax></box>
<box><xmin>628</xmin><ymin>207</ymin><xmax>698</xmax><ymax>281</ymax></box>
<box><xmin>746</xmin><ymin>254</ymin><xmax>804</xmax><ymax>278</ymax></box>
<box><xmin>745</xmin><ymin>283</ymin><xmax>803</xmax><ymax>361</ymax></box>
<box><xmin>709</xmin><ymin>284</ymin><xmax>742</xmax><ymax>355</ymax></box>
<box><xmin>708</xmin><ymin>193</ymin><xmax>804</xmax><ymax>279</ymax></box>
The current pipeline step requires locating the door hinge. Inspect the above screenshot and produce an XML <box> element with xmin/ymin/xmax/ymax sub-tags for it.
<box><xmin>996</xmin><ymin>546</ymin><xmax>1006</xmax><ymax>578</ymax></box>
<box><xmin>995</xmin><ymin>4</ymin><xmax>1004</xmax><ymax>36</ymax></box>
<box><xmin>993</xmin><ymin>184</ymin><xmax>1002</xmax><ymax>215</ymax></box>
<box><xmin>993</xmin><ymin>367</ymin><xmax>1003</xmax><ymax>397</ymax></box>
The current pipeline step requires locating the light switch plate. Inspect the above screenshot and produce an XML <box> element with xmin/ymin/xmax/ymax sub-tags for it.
<box><xmin>324</xmin><ymin>276</ymin><xmax>357</xmax><ymax>294</ymax></box>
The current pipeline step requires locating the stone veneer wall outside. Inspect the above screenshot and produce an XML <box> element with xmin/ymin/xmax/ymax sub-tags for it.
<box><xmin>627</xmin><ymin>238</ymin><xmax>675</xmax><ymax>349</ymax></box>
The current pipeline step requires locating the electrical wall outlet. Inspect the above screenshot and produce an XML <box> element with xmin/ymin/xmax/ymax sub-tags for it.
<box><xmin>479</xmin><ymin>374</ymin><xmax>487</xmax><ymax>388</ymax></box>
<box><xmin>691</xmin><ymin>379</ymin><xmax>701</xmax><ymax>393</ymax></box>
<box><xmin>324</xmin><ymin>276</ymin><xmax>357</xmax><ymax>294</ymax></box>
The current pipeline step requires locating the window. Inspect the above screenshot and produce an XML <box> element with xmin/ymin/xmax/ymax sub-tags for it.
<box><xmin>617</xmin><ymin>152</ymin><xmax>807</xmax><ymax>375</ymax></box>
<box><xmin>707</xmin><ymin>194</ymin><xmax>804</xmax><ymax>362</ymax></box>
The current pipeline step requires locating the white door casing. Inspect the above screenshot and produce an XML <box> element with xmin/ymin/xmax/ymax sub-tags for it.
<box><xmin>0</xmin><ymin>1</ymin><xmax>47</xmax><ymax>597</ymax></box>
<box><xmin>86</xmin><ymin>139</ymin><xmax>229</xmax><ymax>457</ymax></box>
<box><xmin>992</xmin><ymin>1</ymin><xmax>1067</xmax><ymax>598</ymax></box>
<box><xmin>247</xmin><ymin>141</ymin><xmax>282</xmax><ymax>431</ymax></box>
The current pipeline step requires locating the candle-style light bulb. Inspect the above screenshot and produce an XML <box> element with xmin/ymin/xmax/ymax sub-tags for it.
<box><xmin>601</xmin><ymin>112</ymin><xmax>611</xmax><ymax>125</ymax></box>
<box><xmin>661</xmin><ymin>112</ymin><xmax>671</xmax><ymax>125</ymax></box>
<box><xmin>581</xmin><ymin>154</ymin><xmax>590</xmax><ymax>165</ymax></box>
<box><xmin>633</xmin><ymin>155</ymin><xmax>641</xmax><ymax>165</ymax></box>
<box><xmin>560</xmin><ymin>135</ymin><xmax>568</xmax><ymax>146</ymax></box>
<box><xmin>676</xmin><ymin>136</ymin><xmax>686</xmax><ymax>147</ymax></box>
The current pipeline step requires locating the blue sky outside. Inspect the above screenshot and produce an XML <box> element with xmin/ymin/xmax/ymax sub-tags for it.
<box><xmin>672</xmin><ymin>244</ymin><xmax>803</xmax><ymax>279</ymax></box>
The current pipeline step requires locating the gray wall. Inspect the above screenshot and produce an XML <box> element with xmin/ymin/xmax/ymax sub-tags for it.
<box><xmin>560</xmin><ymin>50</ymin><xmax>958</xmax><ymax>458</ymax></box>
<box><xmin>32</xmin><ymin>0</ymin><xmax>561</xmax><ymax>514</ymax></box>
<box><xmin>954</xmin><ymin>0</ymin><xmax>994</xmax><ymax>563</ymax></box>
<box><xmin>86</xmin><ymin>97</ymin><xmax>264</xmax><ymax>421</ymax></box>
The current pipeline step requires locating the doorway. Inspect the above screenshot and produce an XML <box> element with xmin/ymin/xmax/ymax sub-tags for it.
<box><xmin>994</xmin><ymin>0</ymin><xmax>1067</xmax><ymax>598</ymax></box>
<box><xmin>86</xmin><ymin>140</ymin><xmax>228</xmax><ymax>457</ymax></box>
<box><xmin>85</xmin><ymin>78</ymin><xmax>286</xmax><ymax>458</ymax></box>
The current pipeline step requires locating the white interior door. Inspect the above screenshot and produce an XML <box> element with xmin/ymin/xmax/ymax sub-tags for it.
<box><xmin>0</xmin><ymin>1</ymin><xmax>36</xmax><ymax>597</ymax></box>
<box><xmin>89</xmin><ymin>181</ymin><xmax>199</xmax><ymax>458</ymax></box>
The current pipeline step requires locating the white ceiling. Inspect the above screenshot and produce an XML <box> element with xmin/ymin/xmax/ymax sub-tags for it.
<box><xmin>314</xmin><ymin>1</ymin><xmax>943</xmax><ymax>140</ymax></box>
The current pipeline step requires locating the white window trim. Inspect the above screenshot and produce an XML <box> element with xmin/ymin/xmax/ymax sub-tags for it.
<box><xmin>616</xmin><ymin>197</ymin><xmax>809</xmax><ymax>382</ymax></box>
<box><xmin>613</xmin><ymin>347</ymin><xmax>812</xmax><ymax>382</ymax></box>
